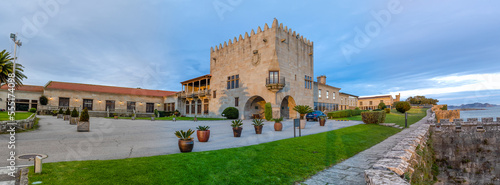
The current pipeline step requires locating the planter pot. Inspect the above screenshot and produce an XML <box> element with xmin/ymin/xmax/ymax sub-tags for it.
<box><xmin>131</xmin><ymin>117</ymin><xmax>135</xmax><ymax>120</ymax></box>
<box><xmin>70</xmin><ymin>117</ymin><xmax>79</xmax><ymax>125</ymax></box>
<box><xmin>319</xmin><ymin>119</ymin><xmax>326</xmax><ymax>126</ymax></box>
<box><xmin>77</xmin><ymin>121</ymin><xmax>90</xmax><ymax>132</ymax></box>
<box><xmin>64</xmin><ymin>115</ymin><xmax>70</xmax><ymax>121</ymax></box>
<box><xmin>232</xmin><ymin>127</ymin><xmax>242</xmax><ymax>137</ymax></box>
<box><xmin>57</xmin><ymin>114</ymin><xmax>63</xmax><ymax>119</ymax></box>
<box><xmin>114</xmin><ymin>116</ymin><xmax>118</xmax><ymax>119</ymax></box>
<box><xmin>151</xmin><ymin>117</ymin><xmax>155</xmax><ymax>121</ymax></box>
<box><xmin>274</xmin><ymin>122</ymin><xmax>283</xmax><ymax>131</ymax></box>
<box><xmin>254</xmin><ymin>125</ymin><xmax>263</xmax><ymax>134</ymax></box>
<box><xmin>178</xmin><ymin>139</ymin><xmax>194</xmax><ymax>153</ymax></box>
<box><xmin>52</xmin><ymin>113</ymin><xmax>57</xmax><ymax>116</ymax></box>
<box><xmin>197</xmin><ymin>130</ymin><xmax>210</xmax><ymax>142</ymax></box>
<box><xmin>300</xmin><ymin>119</ymin><xmax>306</xmax><ymax>129</ymax></box>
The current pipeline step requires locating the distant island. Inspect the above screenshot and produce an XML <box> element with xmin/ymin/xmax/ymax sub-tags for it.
<box><xmin>449</xmin><ymin>103</ymin><xmax>498</xmax><ymax>110</ymax></box>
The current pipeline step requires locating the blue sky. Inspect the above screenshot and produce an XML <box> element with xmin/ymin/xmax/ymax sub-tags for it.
<box><xmin>1</xmin><ymin>0</ymin><xmax>499</xmax><ymax>106</ymax></box>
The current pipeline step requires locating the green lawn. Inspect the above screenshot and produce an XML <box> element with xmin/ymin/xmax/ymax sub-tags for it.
<box><xmin>29</xmin><ymin>124</ymin><xmax>400</xmax><ymax>184</ymax></box>
<box><xmin>344</xmin><ymin>108</ymin><xmax>428</xmax><ymax>127</ymax></box>
<box><xmin>0</xmin><ymin>111</ymin><xmax>34</xmax><ymax>121</ymax></box>
<box><xmin>105</xmin><ymin>116</ymin><xmax>226</xmax><ymax>121</ymax></box>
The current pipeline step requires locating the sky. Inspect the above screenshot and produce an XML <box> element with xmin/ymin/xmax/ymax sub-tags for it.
<box><xmin>1</xmin><ymin>0</ymin><xmax>499</xmax><ymax>106</ymax></box>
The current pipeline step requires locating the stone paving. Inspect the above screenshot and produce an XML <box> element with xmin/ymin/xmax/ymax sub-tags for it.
<box><xmin>303</xmin><ymin>109</ymin><xmax>431</xmax><ymax>185</ymax></box>
<box><xmin>0</xmin><ymin>167</ymin><xmax>15</xmax><ymax>185</ymax></box>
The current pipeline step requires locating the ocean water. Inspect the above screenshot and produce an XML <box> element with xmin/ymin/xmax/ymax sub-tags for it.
<box><xmin>452</xmin><ymin>106</ymin><xmax>500</xmax><ymax>121</ymax></box>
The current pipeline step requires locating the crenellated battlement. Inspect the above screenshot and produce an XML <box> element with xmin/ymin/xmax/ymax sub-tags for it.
<box><xmin>211</xmin><ymin>18</ymin><xmax>313</xmax><ymax>53</ymax></box>
<box><xmin>430</xmin><ymin>117</ymin><xmax>500</xmax><ymax>133</ymax></box>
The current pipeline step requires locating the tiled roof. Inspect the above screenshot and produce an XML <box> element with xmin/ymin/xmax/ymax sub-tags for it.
<box><xmin>0</xmin><ymin>84</ymin><xmax>44</xmax><ymax>92</ymax></box>
<box><xmin>180</xmin><ymin>74</ymin><xmax>212</xmax><ymax>84</ymax></box>
<box><xmin>45</xmin><ymin>81</ymin><xmax>176</xmax><ymax>97</ymax></box>
<box><xmin>358</xmin><ymin>95</ymin><xmax>392</xmax><ymax>99</ymax></box>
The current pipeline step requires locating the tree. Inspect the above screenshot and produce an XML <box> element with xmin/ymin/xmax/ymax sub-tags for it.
<box><xmin>222</xmin><ymin>107</ymin><xmax>239</xmax><ymax>119</ymax></box>
<box><xmin>0</xmin><ymin>50</ymin><xmax>27</xmax><ymax>86</ymax></box>
<box><xmin>80</xmin><ymin>107</ymin><xmax>89</xmax><ymax>122</ymax></box>
<box><xmin>71</xmin><ymin>108</ymin><xmax>79</xmax><ymax>117</ymax></box>
<box><xmin>406</xmin><ymin>96</ymin><xmax>439</xmax><ymax>105</ymax></box>
<box><xmin>396</xmin><ymin>101</ymin><xmax>411</xmax><ymax>113</ymax></box>
<box><xmin>39</xmin><ymin>96</ymin><xmax>48</xmax><ymax>105</ymax></box>
<box><xmin>378</xmin><ymin>102</ymin><xmax>386</xmax><ymax>110</ymax></box>
<box><xmin>264</xmin><ymin>103</ymin><xmax>272</xmax><ymax>121</ymax></box>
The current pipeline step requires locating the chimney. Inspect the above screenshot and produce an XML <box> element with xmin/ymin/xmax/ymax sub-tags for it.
<box><xmin>317</xmin><ymin>75</ymin><xmax>326</xmax><ymax>84</ymax></box>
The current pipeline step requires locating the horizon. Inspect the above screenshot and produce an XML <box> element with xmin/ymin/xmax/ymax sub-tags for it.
<box><xmin>1</xmin><ymin>1</ymin><xmax>499</xmax><ymax>105</ymax></box>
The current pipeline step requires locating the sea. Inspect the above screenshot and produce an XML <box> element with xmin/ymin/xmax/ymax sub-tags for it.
<box><xmin>451</xmin><ymin>106</ymin><xmax>500</xmax><ymax>121</ymax></box>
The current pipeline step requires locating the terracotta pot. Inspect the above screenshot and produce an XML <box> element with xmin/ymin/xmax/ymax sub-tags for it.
<box><xmin>77</xmin><ymin>121</ymin><xmax>90</xmax><ymax>132</ymax></box>
<box><xmin>197</xmin><ymin>130</ymin><xmax>210</xmax><ymax>142</ymax></box>
<box><xmin>178</xmin><ymin>139</ymin><xmax>194</xmax><ymax>153</ymax></box>
<box><xmin>70</xmin><ymin>117</ymin><xmax>78</xmax><ymax>125</ymax></box>
<box><xmin>300</xmin><ymin>119</ymin><xmax>306</xmax><ymax>129</ymax></box>
<box><xmin>319</xmin><ymin>119</ymin><xmax>326</xmax><ymax>126</ymax></box>
<box><xmin>274</xmin><ymin>122</ymin><xmax>283</xmax><ymax>131</ymax></box>
<box><xmin>114</xmin><ymin>116</ymin><xmax>118</xmax><ymax>119</ymax></box>
<box><xmin>254</xmin><ymin>125</ymin><xmax>263</xmax><ymax>134</ymax></box>
<box><xmin>233</xmin><ymin>127</ymin><xmax>242</xmax><ymax>137</ymax></box>
<box><xmin>131</xmin><ymin>117</ymin><xmax>135</xmax><ymax>120</ymax></box>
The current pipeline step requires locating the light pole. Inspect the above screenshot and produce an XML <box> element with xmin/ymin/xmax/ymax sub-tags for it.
<box><xmin>10</xmin><ymin>33</ymin><xmax>22</xmax><ymax>79</ymax></box>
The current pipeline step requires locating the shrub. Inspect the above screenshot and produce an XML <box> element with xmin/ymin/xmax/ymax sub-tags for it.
<box><xmin>440</xmin><ymin>105</ymin><xmax>447</xmax><ymax>110</ymax></box>
<box><xmin>65</xmin><ymin>109</ymin><xmax>71</xmax><ymax>115</ymax></box>
<box><xmin>80</xmin><ymin>107</ymin><xmax>89</xmax><ymax>122</ymax></box>
<box><xmin>230</xmin><ymin>119</ymin><xmax>243</xmax><ymax>128</ymax></box>
<box><xmin>263</xmin><ymin>103</ymin><xmax>272</xmax><ymax>121</ymax></box>
<box><xmin>158</xmin><ymin>111</ymin><xmax>166</xmax><ymax>117</ymax></box>
<box><xmin>154</xmin><ymin>109</ymin><xmax>159</xmax><ymax>117</ymax></box>
<box><xmin>29</xmin><ymin>108</ymin><xmax>36</xmax><ymax>113</ymax></box>
<box><xmin>71</xmin><ymin>108</ymin><xmax>79</xmax><ymax>117</ymax></box>
<box><xmin>39</xmin><ymin>96</ymin><xmax>48</xmax><ymax>105</ymax></box>
<box><xmin>361</xmin><ymin>111</ymin><xmax>386</xmax><ymax>124</ymax></box>
<box><xmin>355</xmin><ymin>107</ymin><xmax>360</xmax><ymax>110</ymax></box>
<box><xmin>222</xmin><ymin>107</ymin><xmax>239</xmax><ymax>119</ymax></box>
<box><xmin>58</xmin><ymin>108</ymin><xmax>63</xmax><ymax>114</ymax></box>
<box><xmin>385</xmin><ymin>108</ymin><xmax>390</xmax><ymax>114</ymax></box>
<box><xmin>327</xmin><ymin>109</ymin><xmax>365</xmax><ymax>119</ymax></box>
<box><xmin>396</xmin><ymin>101</ymin><xmax>411</xmax><ymax>113</ymax></box>
<box><xmin>378</xmin><ymin>102</ymin><xmax>387</xmax><ymax>110</ymax></box>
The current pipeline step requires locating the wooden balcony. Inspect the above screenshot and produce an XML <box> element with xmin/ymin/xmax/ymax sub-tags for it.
<box><xmin>180</xmin><ymin>89</ymin><xmax>211</xmax><ymax>99</ymax></box>
<box><xmin>266</xmin><ymin>77</ymin><xmax>285</xmax><ymax>92</ymax></box>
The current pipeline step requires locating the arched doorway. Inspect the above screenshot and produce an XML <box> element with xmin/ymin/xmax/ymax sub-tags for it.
<box><xmin>244</xmin><ymin>96</ymin><xmax>266</xmax><ymax>119</ymax></box>
<box><xmin>280</xmin><ymin>96</ymin><xmax>297</xmax><ymax>119</ymax></box>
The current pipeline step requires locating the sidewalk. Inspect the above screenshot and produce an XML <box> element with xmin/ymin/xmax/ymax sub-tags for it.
<box><xmin>303</xmin><ymin>109</ymin><xmax>431</xmax><ymax>185</ymax></box>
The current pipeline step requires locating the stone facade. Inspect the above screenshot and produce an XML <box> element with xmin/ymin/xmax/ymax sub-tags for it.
<box><xmin>0</xmin><ymin>88</ymin><xmax>42</xmax><ymax>111</ymax></box>
<box><xmin>358</xmin><ymin>93</ymin><xmax>400</xmax><ymax>110</ymax></box>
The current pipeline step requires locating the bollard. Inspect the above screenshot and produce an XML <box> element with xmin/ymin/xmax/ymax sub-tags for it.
<box><xmin>35</xmin><ymin>156</ymin><xmax>42</xmax><ymax>173</ymax></box>
<box><xmin>405</xmin><ymin>112</ymin><xmax>408</xmax><ymax>128</ymax></box>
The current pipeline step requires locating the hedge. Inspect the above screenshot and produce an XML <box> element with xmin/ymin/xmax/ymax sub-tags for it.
<box><xmin>327</xmin><ymin>109</ymin><xmax>365</xmax><ymax>119</ymax></box>
<box><xmin>361</xmin><ymin>111</ymin><xmax>386</xmax><ymax>124</ymax></box>
<box><xmin>385</xmin><ymin>108</ymin><xmax>390</xmax><ymax>114</ymax></box>
<box><xmin>222</xmin><ymin>107</ymin><xmax>239</xmax><ymax>119</ymax></box>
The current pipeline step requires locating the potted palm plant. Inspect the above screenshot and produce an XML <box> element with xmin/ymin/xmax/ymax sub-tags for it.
<box><xmin>64</xmin><ymin>109</ymin><xmax>71</xmax><ymax>120</ymax></box>
<box><xmin>70</xmin><ymin>108</ymin><xmax>79</xmax><ymax>125</ymax></box>
<box><xmin>196</xmin><ymin>126</ymin><xmax>210</xmax><ymax>142</ymax></box>
<box><xmin>52</xmin><ymin>110</ymin><xmax>58</xmax><ymax>116</ymax></box>
<box><xmin>57</xmin><ymin>108</ymin><xmax>64</xmax><ymax>119</ymax></box>
<box><xmin>273</xmin><ymin>117</ymin><xmax>283</xmax><ymax>131</ymax></box>
<box><xmin>175</xmin><ymin>129</ymin><xmax>195</xmax><ymax>153</ymax></box>
<box><xmin>293</xmin><ymin>105</ymin><xmax>313</xmax><ymax>129</ymax></box>
<box><xmin>252</xmin><ymin>119</ymin><xmax>264</xmax><ymax>134</ymax></box>
<box><xmin>231</xmin><ymin>119</ymin><xmax>243</xmax><ymax>137</ymax></box>
<box><xmin>319</xmin><ymin>115</ymin><xmax>327</xmax><ymax>126</ymax></box>
<box><xmin>77</xmin><ymin>108</ymin><xmax>90</xmax><ymax>132</ymax></box>
<box><xmin>113</xmin><ymin>113</ymin><xmax>118</xmax><ymax>119</ymax></box>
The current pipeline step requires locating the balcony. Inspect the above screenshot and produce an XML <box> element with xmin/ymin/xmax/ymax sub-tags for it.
<box><xmin>180</xmin><ymin>89</ymin><xmax>211</xmax><ymax>99</ymax></box>
<box><xmin>266</xmin><ymin>77</ymin><xmax>285</xmax><ymax>92</ymax></box>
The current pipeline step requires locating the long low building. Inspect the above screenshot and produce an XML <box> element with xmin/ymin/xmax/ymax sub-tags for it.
<box><xmin>0</xmin><ymin>81</ymin><xmax>176</xmax><ymax>117</ymax></box>
<box><xmin>357</xmin><ymin>93</ymin><xmax>401</xmax><ymax>110</ymax></box>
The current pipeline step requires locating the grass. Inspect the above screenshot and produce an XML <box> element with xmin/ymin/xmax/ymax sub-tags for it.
<box><xmin>0</xmin><ymin>111</ymin><xmax>34</xmax><ymax>121</ymax></box>
<box><xmin>29</xmin><ymin>124</ymin><xmax>400</xmax><ymax>184</ymax></box>
<box><xmin>343</xmin><ymin>108</ymin><xmax>428</xmax><ymax>127</ymax></box>
<box><xmin>105</xmin><ymin>116</ymin><xmax>226</xmax><ymax>121</ymax></box>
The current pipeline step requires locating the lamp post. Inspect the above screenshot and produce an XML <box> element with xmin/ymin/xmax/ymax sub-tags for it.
<box><xmin>10</xmin><ymin>33</ymin><xmax>22</xmax><ymax>77</ymax></box>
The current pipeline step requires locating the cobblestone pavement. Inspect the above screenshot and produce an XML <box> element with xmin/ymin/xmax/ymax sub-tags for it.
<box><xmin>303</xmin><ymin>109</ymin><xmax>431</xmax><ymax>185</ymax></box>
<box><xmin>0</xmin><ymin>167</ymin><xmax>15</xmax><ymax>185</ymax></box>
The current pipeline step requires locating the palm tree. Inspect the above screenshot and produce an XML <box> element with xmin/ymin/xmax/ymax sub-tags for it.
<box><xmin>0</xmin><ymin>49</ymin><xmax>27</xmax><ymax>86</ymax></box>
<box><xmin>293</xmin><ymin>105</ymin><xmax>313</xmax><ymax>119</ymax></box>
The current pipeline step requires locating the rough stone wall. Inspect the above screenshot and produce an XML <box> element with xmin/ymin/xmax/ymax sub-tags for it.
<box><xmin>0</xmin><ymin>90</ymin><xmax>43</xmax><ymax>110</ymax></box>
<box><xmin>431</xmin><ymin>118</ymin><xmax>500</xmax><ymax>184</ymax></box>
<box><xmin>365</xmin><ymin>123</ymin><xmax>431</xmax><ymax>184</ymax></box>
<box><xmin>209</xmin><ymin>19</ymin><xmax>313</xmax><ymax>119</ymax></box>
<box><xmin>434</xmin><ymin>110</ymin><xmax>460</xmax><ymax>123</ymax></box>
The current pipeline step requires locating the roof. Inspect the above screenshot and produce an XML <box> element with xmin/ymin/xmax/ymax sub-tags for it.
<box><xmin>339</xmin><ymin>92</ymin><xmax>358</xmax><ymax>97</ymax></box>
<box><xmin>0</xmin><ymin>84</ymin><xmax>44</xmax><ymax>92</ymax></box>
<box><xmin>314</xmin><ymin>82</ymin><xmax>341</xmax><ymax>90</ymax></box>
<box><xmin>358</xmin><ymin>95</ymin><xmax>393</xmax><ymax>100</ymax></box>
<box><xmin>45</xmin><ymin>81</ymin><xmax>177</xmax><ymax>97</ymax></box>
<box><xmin>180</xmin><ymin>74</ymin><xmax>211</xmax><ymax>84</ymax></box>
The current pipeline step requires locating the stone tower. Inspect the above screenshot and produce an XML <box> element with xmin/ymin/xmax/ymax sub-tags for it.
<box><xmin>209</xmin><ymin>19</ymin><xmax>314</xmax><ymax>119</ymax></box>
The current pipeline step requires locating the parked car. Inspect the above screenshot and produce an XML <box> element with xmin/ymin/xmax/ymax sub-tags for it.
<box><xmin>306</xmin><ymin>111</ymin><xmax>326</xmax><ymax>121</ymax></box>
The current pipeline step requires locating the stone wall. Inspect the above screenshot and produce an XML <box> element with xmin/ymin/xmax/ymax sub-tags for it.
<box><xmin>431</xmin><ymin>117</ymin><xmax>500</xmax><ymax>184</ymax></box>
<box><xmin>0</xmin><ymin>114</ymin><xmax>37</xmax><ymax>133</ymax></box>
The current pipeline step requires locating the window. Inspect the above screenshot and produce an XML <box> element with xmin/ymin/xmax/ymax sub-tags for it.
<box><xmin>106</xmin><ymin>100</ymin><xmax>115</xmax><ymax>111</ymax></box>
<box><xmin>227</xmin><ymin>75</ymin><xmax>239</xmax><ymax>89</ymax></box>
<box><xmin>213</xmin><ymin>91</ymin><xmax>217</xmax><ymax>98</ymax></box>
<box><xmin>203</xmin><ymin>99</ymin><xmax>209</xmax><ymax>114</ymax></box>
<box><xmin>332</xmin><ymin>92</ymin><xmax>336</xmax><ymax>99</ymax></box>
<box><xmin>360</xmin><ymin>102</ymin><xmax>363</xmax><ymax>106</ymax></box>
<box><xmin>185</xmin><ymin>101</ymin><xmax>189</xmax><ymax>114</ymax></box>
<box><xmin>197</xmin><ymin>99</ymin><xmax>202</xmax><ymax>114</ymax></box>
<box><xmin>318</xmin><ymin>89</ymin><xmax>322</xmax><ymax>98</ymax></box>
<box><xmin>146</xmin><ymin>103</ymin><xmax>154</xmax><ymax>113</ymax></box>
<box><xmin>165</xmin><ymin>103</ymin><xmax>175</xmax><ymax>112</ymax></box>
<box><xmin>127</xmin><ymin>101</ymin><xmax>136</xmax><ymax>112</ymax></box>
<box><xmin>269</xmin><ymin>71</ymin><xmax>279</xmax><ymax>84</ymax></box>
<box><xmin>59</xmin><ymin>97</ymin><xmax>69</xmax><ymax>108</ymax></box>
<box><xmin>304</xmin><ymin>75</ymin><xmax>312</xmax><ymax>89</ymax></box>
<box><xmin>326</xmin><ymin>91</ymin><xmax>329</xmax><ymax>99</ymax></box>
<box><xmin>369</xmin><ymin>101</ymin><xmax>373</xmax><ymax>105</ymax></box>
<box><xmin>31</xmin><ymin>100</ymin><xmax>38</xmax><ymax>109</ymax></box>
<box><xmin>191</xmin><ymin>100</ymin><xmax>195</xmax><ymax>114</ymax></box>
<box><xmin>235</xmin><ymin>97</ymin><xmax>239</xmax><ymax>107</ymax></box>
<box><xmin>83</xmin><ymin>99</ymin><xmax>93</xmax><ymax>110</ymax></box>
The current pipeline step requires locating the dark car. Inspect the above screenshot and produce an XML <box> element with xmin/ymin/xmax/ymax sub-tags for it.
<box><xmin>306</xmin><ymin>111</ymin><xmax>326</xmax><ymax>121</ymax></box>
